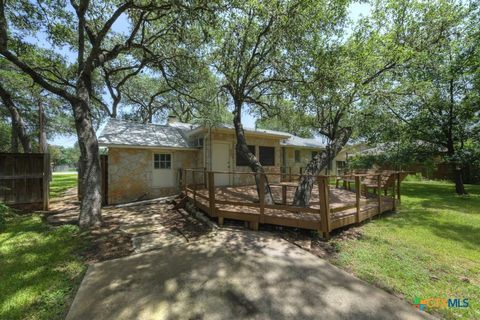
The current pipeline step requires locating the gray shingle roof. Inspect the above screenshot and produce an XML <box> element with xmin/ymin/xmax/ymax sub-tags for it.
<box><xmin>98</xmin><ymin>119</ymin><xmax>191</xmax><ymax>148</ymax></box>
<box><xmin>98</xmin><ymin>119</ymin><xmax>326</xmax><ymax>149</ymax></box>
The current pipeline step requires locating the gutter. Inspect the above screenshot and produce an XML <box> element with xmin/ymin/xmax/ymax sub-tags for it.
<box><xmin>98</xmin><ymin>143</ymin><xmax>199</xmax><ymax>151</ymax></box>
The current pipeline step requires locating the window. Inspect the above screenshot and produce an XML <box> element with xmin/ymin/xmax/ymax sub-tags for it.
<box><xmin>259</xmin><ymin>146</ymin><xmax>275</xmax><ymax>166</ymax></box>
<box><xmin>154</xmin><ymin>153</ymin><xmax>171</xmax><ymax>169</ymax></box>
<box><xmin>236</xmin><ymin>145</ymin><xmax>255</xmax><ymax>166</ymax></box>
<box><xmin>311</xmin><ymin>151</ymin><xmax>318</xmax><ymax>160</ymax></box>
<box><xmin>294</xmin><ymin>150</ymin><xmax>301</xmax><ymax>163</ymax></box>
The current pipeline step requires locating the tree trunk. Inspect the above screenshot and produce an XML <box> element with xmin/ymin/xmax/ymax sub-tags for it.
<box><xmin>10</xmin><ymin>121</ymin><xmax>18</xmax><ymax>152</ymax></box>
<box><xmin>38</xmin><ymin>100</ymin><xmax>48</xmax><ymax>153</ymax></box>
<box><xmin>0</xmin><ymin>82</ymin><xmax>32</xmax><ymax>152</ymax></box>
<box><xmin>446</xmin><ymin>140</ymin><xmax>467</xmax><ymax>195</ymax></box>
<box><xmin>75</xmin><ymin>79</ymin><xmax>103</xmax><ymax>228</ymax></box>
<box><xmin>233</xmin><ymin>102</ymin><xmax>274</xmax><ymax>204</ymax></box>
<box><xmin>452</xmin><ymin>163</ymin><xmax>467</xmax><ymax>195</ymax></box>
<box><xmin>292</xmin><ymin>128</ymin><xmax>351</xmax><ymax>207</ymax></box>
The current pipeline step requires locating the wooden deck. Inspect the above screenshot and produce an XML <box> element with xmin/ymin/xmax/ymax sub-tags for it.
<box><xmin>183</xmin><ymin>169</ymin><xmax>405</xmax><ymax>238</ymax></box>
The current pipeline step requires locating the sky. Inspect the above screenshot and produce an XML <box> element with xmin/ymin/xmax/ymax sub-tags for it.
<box><xmin>49</xmin><ymin>2</ymin><xmax>371</xmax><ymax>148</ymax></box>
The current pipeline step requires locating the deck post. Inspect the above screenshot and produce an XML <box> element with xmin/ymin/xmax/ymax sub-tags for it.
<box><xmin>396</xmin><ymin>172</ymin><xmax>401</xmax><ymax>204</ymax></box>
<box><xmin>203</xmin><ymin>167</ymin><xmax>207</xmax><ymax>188</ymax></box>
<box><xmin>318</xmin><ymin>176</ymin><xmax>330</xmax><ymax>239</ymax></box>
<box><xmin>300</xmin><ymin>167</ymin><xmax>303</xmax><ymax>176</ymax></box>
<box><xmin>259</xmin><ymin>173</ymin><xmax>265</xmax><ymax>224</ymax></box>
<box><xmin>377</xmin><ymin>174</ymin><xmax>381</xmax><ymax>216</ymax></box>
<box><xmin>289</xmin><ymin>167</ymin><xmax>292</xmax><ymax>182</ymax></box>
<box><xmin>182</xmin><ymin>168</ymin><xmax>187</xmax><ymax>194</ymax></box>
<box><xmin>208</xmin><ymin>171</ymin><xmax>216</xmax><ymax>217</ymax></box>
<box><xmin>192</xmin><ymin>170</ymin><xmax>197</xmax><ymax>205</ymax></box>
<box><xmin>355</xmin><ymin>175</ymin><xmax>360</xmax><ymax>224</ymax></box>
<box><xmin>282</xmin><ymin>185</ymin><xmax>287</xmax><ymax>205</ymax></box>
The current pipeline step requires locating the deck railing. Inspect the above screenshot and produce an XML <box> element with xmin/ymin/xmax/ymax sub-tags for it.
<box><xmin>181</xmin><ymin>168</ymin><xmax>408</xmax><ymax>238</ymax></box>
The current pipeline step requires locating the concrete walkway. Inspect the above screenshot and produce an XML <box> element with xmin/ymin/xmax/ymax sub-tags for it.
<box><xmin>67</xmin><ymin>230</ymin><xmax>433</xmax><ymax>320</ymax></box>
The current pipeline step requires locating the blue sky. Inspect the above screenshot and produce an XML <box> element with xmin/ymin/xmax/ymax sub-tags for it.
<box><xmin>49</xmin><ymin>2</ymin><xmax>371</xmax><ymax>147</ymax></box>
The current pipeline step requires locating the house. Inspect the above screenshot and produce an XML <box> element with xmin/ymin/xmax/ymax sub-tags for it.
<box><xmin>98</xmin><ymin>117</ymin><xmax>338</xmax><ymax>205</ymax></box>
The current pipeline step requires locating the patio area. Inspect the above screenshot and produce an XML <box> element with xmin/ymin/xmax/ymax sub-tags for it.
<box><xmin>184</xmin><ymin>170</ymin><xmax>405</xmax><ymax>238</ymax></box>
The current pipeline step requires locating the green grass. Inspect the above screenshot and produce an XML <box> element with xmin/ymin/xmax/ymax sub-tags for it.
<box><xmin>49</xmin><ymin>173</ymin><xmax>77</xmax><ymax>198</ymax></box>
<box><xmin>0</xmin><ymin>174</ymin><xmax>87</xmax><ymax>320</ymax></box>
<box><xmin>332</xmin><ymin>180</ymin><xmax>480</xmax><ymax>319</ymax></box>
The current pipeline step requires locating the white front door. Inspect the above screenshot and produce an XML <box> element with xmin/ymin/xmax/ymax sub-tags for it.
<box><xmin>152</xmin><ymin>152</ymin><xmax>174</xmax><ymax>187</ymax></box>
<box><xmin>212</xmin><ymin>142</ymin><xmax>230</xmax><ymax>186</ymax></box>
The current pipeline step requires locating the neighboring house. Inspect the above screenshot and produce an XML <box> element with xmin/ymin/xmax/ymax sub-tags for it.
<box><xmin>98</xmin><ymin>117</ymin><xmax>334</xmax><ymax>205</ymax></box>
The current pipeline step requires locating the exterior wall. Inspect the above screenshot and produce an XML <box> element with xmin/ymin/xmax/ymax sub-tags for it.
<box><xmin>282</xmin><ymin>147</ymin><xmax>338</xmax><ymax>177</ymax></box>
<box><xmin>208</xmin><ymin>131</ymin><xmax>282</xmax><ymax>185</ymax></box>
<box><xmin>282</xmin><ymin>147</ymin><xmax>322</xmax><ymax>176</ymax></box>
<box><xmin>108</xmin><ymin>147</ymin><xmax>198</xmax><ymax>204</ymax></box>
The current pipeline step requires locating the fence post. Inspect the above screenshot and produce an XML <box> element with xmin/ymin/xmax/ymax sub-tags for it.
<box><xmin>355</xmin><ymin>175</ymin><xmax>360</xmax><ymax>224</ymax></box>
<box><xmin>42</xmin><ymin>153</ymin><xmax>50</xmax><ymax>211</ymax></box>
<box><xmin>318</xmin><ymin>176</ymin><xmax>330</xmax><ymax>239</ymax></box>
<box><xmin>208</xmin><ymin>171</ymin><xmax>216</xmax><ymax>217</ymax></box>
<box><xmin>396</xmin><ymin>172</ymin><xmax>401</xmax><ymax>204</ymax></box>
<box><xmin>259</xmin><ymin>173</ymin><xmax>265</xmax><ymax>225</ymax></box>
<box><xmin>377</xmin><ymin>174</ymin><xmax>381</xmax><ymax>216</ymax></box>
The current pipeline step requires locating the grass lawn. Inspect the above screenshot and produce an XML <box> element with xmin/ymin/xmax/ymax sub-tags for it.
<box><xmin>331</xmin><ymin>180</ymin><xmax>480</xmax><ymax>319</ymax></box>
<box><xmin>49</xmin><ymin>173</ymin><xmax>78</xmax><ymax>198</ymax></box>
<box><xmin>0</xmin><ymin>173</ymin><xmax>87</xmax><ymax>320</ymax></box>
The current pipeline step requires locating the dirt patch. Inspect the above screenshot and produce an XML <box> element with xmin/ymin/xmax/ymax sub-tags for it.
<box><xmin>268</xmin><ymin>225</ymin><xmax>364</xmax><ymax>260</ymax></box>
<box><xmin>45</xmin><ymin>188</ymin><xmax>211</xmax><ymax>263</ymax></box>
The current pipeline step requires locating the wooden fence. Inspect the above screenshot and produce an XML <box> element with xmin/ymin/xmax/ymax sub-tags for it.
<box><xmin>0</xmin><ymin>153</ymin><xmax>50</xmax><ymax>210</ymax></box>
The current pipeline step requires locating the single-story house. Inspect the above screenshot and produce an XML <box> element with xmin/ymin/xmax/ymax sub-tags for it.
<box><xmin>98</xmin><ymin>117</ymin><xmax>341</xmax><ymax>205</ymax></box>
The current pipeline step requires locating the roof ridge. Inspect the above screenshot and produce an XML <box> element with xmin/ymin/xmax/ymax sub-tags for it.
<box><xmin>109</xmin><ymin>118</ymin><xmax>171</xmax><ymax>128</ymax></box>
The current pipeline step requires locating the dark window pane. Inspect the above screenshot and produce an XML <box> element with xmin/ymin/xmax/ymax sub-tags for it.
<box><xmin>311</xmin><ymin>151</ymin><xmax>318</xmax><ymax>160</ymax></box>
<box><xmin>236</xmin><ymin>145</ymin><xmax>255</xmax><ymax>166</ymax></box>
<box><xmin>259</xmin><ymin>146</ymin><xmax>275</xmax><ymax>166</ymax></box>
<box><xmin>154</xmin><ymin>153</ymin><xmax>171</xmax><ymax>169</ymax></box>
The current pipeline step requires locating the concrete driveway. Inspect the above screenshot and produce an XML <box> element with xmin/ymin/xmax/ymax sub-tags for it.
<box><xmin>66</xmin><ymin>230</ymin><xmax>432</xmax><ymax>320</ymax></box>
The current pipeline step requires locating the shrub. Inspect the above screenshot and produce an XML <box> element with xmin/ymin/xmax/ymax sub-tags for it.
<box><xmin>0</xmin><ymin>202</ymin><xmax>10</xmax><ymax>231</ymax></box>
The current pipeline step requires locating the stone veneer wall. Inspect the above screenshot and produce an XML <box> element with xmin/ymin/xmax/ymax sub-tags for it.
<box><xmin>108</xmin><ymin>147</ymin><xmax>198</xmax><ymax>204</ymax></box>
<box><xmin>283</xmin><ymin>147</ymin><xmax>338</xmax><ymax>176</ymax></box>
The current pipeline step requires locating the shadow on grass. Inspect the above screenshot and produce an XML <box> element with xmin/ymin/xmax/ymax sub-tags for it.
<box><xmin>0</xmin><ymin>215</ymin><xmax>87</xmax><ymax>320</ymax></box>
<box><xmin>370</xmin><ymin>182</ymin><xmax>480</xmax><ymax>251</ymax></box>
<box><xmin>401</xmin><ymin>182</ymin><xmax>480</xmax><ymax>214</ymax></box>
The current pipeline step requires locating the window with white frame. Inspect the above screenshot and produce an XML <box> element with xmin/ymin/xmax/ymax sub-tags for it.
<box><xmin>154</xmin><ymin>153</ymin><xmax>171</xmax><ymax>169</ymax></box>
